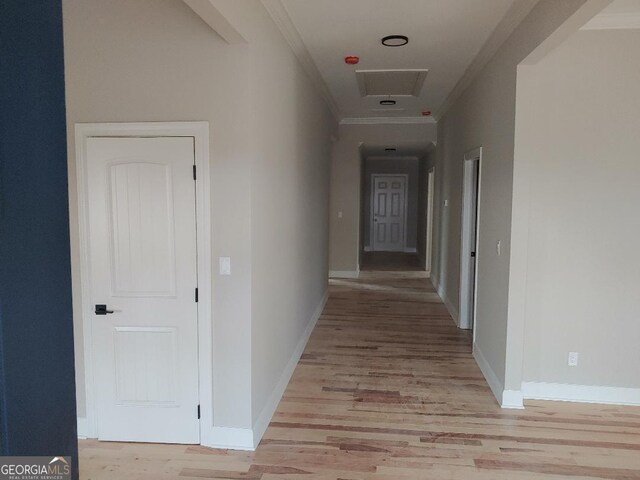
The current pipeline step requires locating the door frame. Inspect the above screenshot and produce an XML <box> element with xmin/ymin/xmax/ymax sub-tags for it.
<box><xmin>75</xmin><ymin>122</ymin><xmax>212</xmax><ymax>442</ymax></box>
<box><xmin>425</xmin><ymin>167</ymin><xmax>435</xmax><ymax>274</ymax></box>
<box><xmin>369</xmin><ymin>174</ymin><xmax>409</xmax><ymax>252</ymax></box>
<box><xmin>459</xmin><ymin>147</ymin><xmax>482</xmax><ymax>331</ymax></box>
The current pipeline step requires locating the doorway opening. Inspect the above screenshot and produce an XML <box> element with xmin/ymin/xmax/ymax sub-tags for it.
<box><xmin>459</xmin><ymin>147</ymin><xmax>482</xmax><ymax>330</ymax></box>
<box><xmin>359</xmin><ymin>153</ymin><xmax>427</xmax><ymax>272</ymax></box>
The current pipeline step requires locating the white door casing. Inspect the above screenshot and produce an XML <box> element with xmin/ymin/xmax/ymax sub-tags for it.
<box><xmin>371</xmin><ymin>175</ymin><xmax>408</xmax><ymax>252</ymax></box>
<box><xmin>459</xmin><ymin>147</ymin><xmax>482</xmax><ymax>331</ymax></box>
<box><xmin>425</xmin><ymin>168</ymin><xmax>435</xmax><ymax>273</ymax></box>
<box><xmin>76</xmin><ymin>122</ymin><xmax>212</xmax><ymax>445</ymax></box>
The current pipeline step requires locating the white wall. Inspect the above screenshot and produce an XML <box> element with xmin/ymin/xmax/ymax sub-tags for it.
<box><xmin>63</xmin><ymin>0</ymin><xmax>335</xmax><ymax>445</ymax></box>
<box><xmin>515</xmin><ymin>29</ymin><xmax>640</xmax><ymax>391</ymax></box>
<box><xmin>329</xmin><ymin>123</ymin><xmax>437</xmax><ymax>273</ymax></box>
<box><xmin>427</xmin><ymin>0</ymin><xmax>600</xmax><ymax>404</ymax></box>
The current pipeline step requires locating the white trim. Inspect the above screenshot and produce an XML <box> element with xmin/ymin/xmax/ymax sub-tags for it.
<box><xmin>261</xmin><ymin>0</ymin><xmax>341</xmax><ymax>122</ymax></box>
<box><xmin>206</xmin><ymin>427</ymin><xmax>255</xmax><ymax>451</ymax></box>
<box><xmin>340</xmin><ymin>116</ymin><xmax>436</xmax><ymax>125</ymax></box>
<box><xmin>363</xmin><ymin>245</ymin><xmax>372</xmax><ymax>252</ymax></box>
<box><xmin>473</xmin><ymin>343</ymin><xmax>502</xmax><ymax>402</ymax></box>
<box><xmin>424</xmin><ymin>167</ymin><xmax>435</xmax><ymax>272</ymax></box>
<box><xmin>434</xmin><ymin>0</ymin><xmax>539</xmax><ymax>120</ymax></box>
<box><xmin>473</xmin><ymin>343</ymin><xmax>524</xmax><ymax>409</ymax></box>
<box><xmin>252</xmin><ymin>290</ymin><xmax>328</xmax><ymax>447</ymax></box>
<box><xmin>183</xmin><ymin>0</ymin><xmax>247</xmax><ymax>44</ymax></box>
<box><xmin>431</xmin><ymin>276</ymin><xmax>459</xmax><ymax>325</ymax></box>
<box><xmin>74</xmin><ymin>122</ymin><xmax>212</xmax><ymax>442</ymax></box>
<box><xmin>459</xmin><ymin>148</ymin><xmax>482</xmax><ymax>331</ymax></box>
<box><xmin>581</xmin><ymin>12</ymin><xmax>640</xmax><ymax>31</ymax></box>
<box><xmin>403</xmin><ymin>247</ymin><xmax>417</xmax><ymax>253</ymax></box>
<box><xmin>502</xmin><ymin>390</ymin><xmax>525</xmax><ymax>409</ymax></box>
<box><xmin>77</xmin><ymin>417</ymin><xmax>88</xmax><ymax>439</ymax></box>
<box><xmin>329</xmin><ymin>270</ymin><xmax>360</xmax><ymax>279</ymax></box>
<box><xmin>522</xmin><ymin>382</ymin><xmax>640</xmax><ymax>406</ymax></box>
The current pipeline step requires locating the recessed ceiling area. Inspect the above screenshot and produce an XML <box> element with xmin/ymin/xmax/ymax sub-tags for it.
<box><xmin>279</xmin><ymin>0</ymin><xmax>517</xmax><ymax>120</ymax></box>
<box><xmin>356</xmin><ymin>69</ymin><xmax>428</xmax><ymax>97</ymax></box>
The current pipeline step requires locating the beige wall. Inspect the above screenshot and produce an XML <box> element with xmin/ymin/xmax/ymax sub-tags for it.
<box><xmin>329</xmin><ymin>123</ymin><xmax>437</xmax><ymax>273</ymax></box>
<box><xmin>515</xmin><ymin>29</ymin><xmax>640</xmax><ymax>389</ymax></box>
<box><xmin>428</xmin><ymin>0</ymin><xmax>599</xmax><ymax>401</ymax></box>
<box><xmin>63</xmin><ymin>0</ymin><xmax>335</xmax><ymax>437</ymax></box>
<box><xmin>247</xmin><ymin>3</ymin><xmax>335</xmax><ymax>426</ymax></box>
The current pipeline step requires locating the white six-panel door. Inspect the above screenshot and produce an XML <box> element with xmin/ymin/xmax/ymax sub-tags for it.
<box><xmin>372</xmin><ymin>175</ymin><xmax>407</xmax><ymax>252</ymax></box>
<box><xmin>86</xmin><ymin>137</ymin><xmax>200</xmax><ymax>443</ymax></box>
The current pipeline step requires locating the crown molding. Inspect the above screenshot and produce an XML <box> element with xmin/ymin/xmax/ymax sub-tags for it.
<box><xmin>433</xmin><ymin>0</ymin><xmax>539</xmax><ymax>121</ymax></box>
<box><xmin>340</xmin><ymin>116</ymin><xmax>437</xmax><ymax>126</ymax></box>
<box><xmin>581</xmin><ymin>12</ymin><xmax>640</xmax><ymax>30</ymax></box>
<box><xmin>261</xmin><ymin>0</ymin><xmax>342</xmax><ymax>122</ymax></box>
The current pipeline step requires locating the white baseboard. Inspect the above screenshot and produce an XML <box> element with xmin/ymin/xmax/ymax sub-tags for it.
<box><xmin>251</xmin><ymin>290</ymin><xmax>329</xmax><ymax>448</ymax></box>
<box><xmin>473</xmin><ymin>343</ymin><xmax>524</xmax><ymax>409</ymax></box>
<box><xmin>77</xmin><ymin>417</ymin><xmax>88</xmax><ymax>439</ymax></box>
<box><xmin>403</xmin><ymin>247</ymin><xmax>417</xmax><ymax>253</ymax></box>
<box><xmin>203</xmin><ymin>427</ymin><xmax>255</xmax><ymax>451</ymax></box>
<box><xmin>502</xmin><ymin>389</ymin><xmax>525</xmax><ymax>409</ymax></box>
<box><xmin>432</xmin><ymin>277</ymin><xmax>459</xmax><ymax>324</ymax></box>
<box><xmin>522</xmin><ymin>381</ymin><xmax>640</xmax><ymax>406</ymax></box>
<box><xmin>329</xmin><ymin>270</ymin><xmax>359</xmax><ymax>279</ymax></box>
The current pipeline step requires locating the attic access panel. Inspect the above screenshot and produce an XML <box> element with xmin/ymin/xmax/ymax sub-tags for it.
<box><xmin>356</xmin><ymin>69</ymin><xmax>428</xmax><ymax>97</ymax></box>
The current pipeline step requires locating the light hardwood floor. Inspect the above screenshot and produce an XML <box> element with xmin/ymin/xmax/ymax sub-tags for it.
<box><xmin>80</xmin><ymin>272</ymin><xmax>640</xmax><ymax>479</ymax></box>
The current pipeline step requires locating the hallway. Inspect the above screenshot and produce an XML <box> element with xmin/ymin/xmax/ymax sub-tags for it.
<box><xmin>80</xmin><ymin>273</ymin><xmax>640</xmax><ymax>479</ymax></box>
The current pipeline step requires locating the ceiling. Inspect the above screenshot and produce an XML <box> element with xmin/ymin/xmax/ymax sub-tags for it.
<box><xmin>279</xmin><ymin>0</ymin><xmax>517</xmax><ymax>120</ymax></box>
<box><xmin>596</xmin><ymin>0</ymin><xmax>640</xmax><ymax>15</ymax></box>
<box><xmin>582</xmin><ymin>0</ymin><xmax>640</xmax><ymax>29</ymax></box>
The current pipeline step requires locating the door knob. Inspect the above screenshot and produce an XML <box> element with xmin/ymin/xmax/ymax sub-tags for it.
<box><xmin>95</xmin><ymin>304</ymin><xmax>114</xmax><ymax>315</ymax></box>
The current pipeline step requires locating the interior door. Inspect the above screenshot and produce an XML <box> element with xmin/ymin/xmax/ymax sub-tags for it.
<box><xmin>86</xmin><ymin>136</ymin><xmax>200</xmax><ymax>444</ymax></box>
<box><xmin>372</xmin><ymin>175</ymin><xmax>407</xmax><ymax>252</ymax></box>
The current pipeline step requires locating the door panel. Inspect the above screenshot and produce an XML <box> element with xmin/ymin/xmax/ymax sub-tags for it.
<box><xmin>372</xmin><ymin>175</ymin><xmax>406</xmax><ymax>251</ymax></box>
<box><xmin>110</xmin><ymin>162</ymin><xmax>176</xmax><ymax>296</ymax></box>
<box><xmin>87</xmin><ymin>137</ymin><xmax>199</xmax><ymax>444</ymax></box>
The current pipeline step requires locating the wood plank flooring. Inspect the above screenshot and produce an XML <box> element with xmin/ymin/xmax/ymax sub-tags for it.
<box><xmin>80</xmin><ymin>272</ymin><xmax>640</xmax><ymax>479</ymax></box>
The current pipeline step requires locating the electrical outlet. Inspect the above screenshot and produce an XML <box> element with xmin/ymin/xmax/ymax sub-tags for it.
<box><xmin>568</xmin><ymin>352</ymin><xmax>579</xmax><ymax>367</ymax></box>
<box><xmin>338</xmin><ymin>211</ymin><xmax>343</xmax><ymax>219</ymax></box>
<box><xmin>444</xmin><ymin>199</ymin><xmax>449</xmax><ymax>207</ymax></box>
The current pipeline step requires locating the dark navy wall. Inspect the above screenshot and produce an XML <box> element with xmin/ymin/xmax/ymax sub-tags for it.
<box><xmin>0</xmin><ymin>0</ymin><xmax>78</xmax><ymax>476</ymax></box>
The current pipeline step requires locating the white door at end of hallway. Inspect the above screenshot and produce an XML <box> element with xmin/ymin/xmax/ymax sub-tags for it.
<box><xmin>86</xmin><ymin>136</ymin><xmax>200</xmax><ymax>444</ymax></box>
<box><xmin>372</xmin><ymin>175</ymin><xmax>407</xmax><ymax>252</ymax></box>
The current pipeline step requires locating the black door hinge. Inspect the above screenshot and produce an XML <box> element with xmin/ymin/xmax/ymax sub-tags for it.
<box><xmin>197</xmin><ymin>404</ymin><xmax>201</xmax><ymax>419</ymax></box>
<box><xmin>195</xmin><ymin>287</ymin><xmax>199</xmax><ymax>303</ymax></box>
<box><xmin>193</xmin><ymin>165</ymin><xmax>197</xmax><ymax>180</ymax></box>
